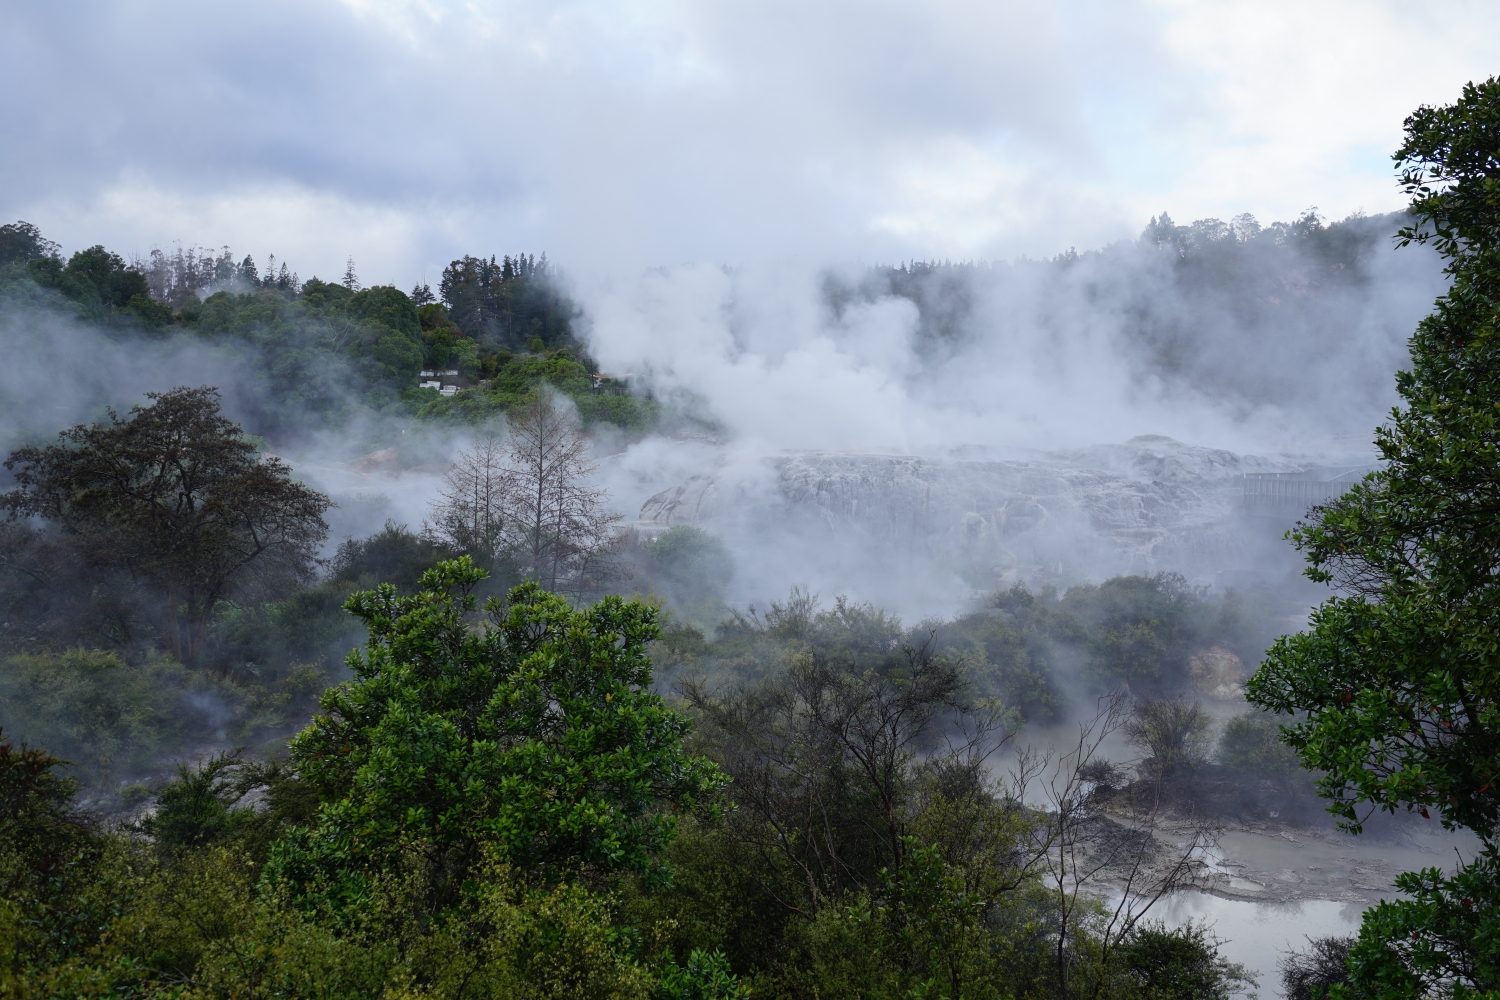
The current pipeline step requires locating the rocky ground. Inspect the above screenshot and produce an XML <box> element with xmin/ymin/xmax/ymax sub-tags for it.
<box><xmin>632</xmin><ymin>436</ymin><xmax>1339</xmax><ymax>592</ymax></box>
<box><xmin>1092</xmin><ymin>811</ymin><xmax>1481</xmax><ymax>907</ymax></box>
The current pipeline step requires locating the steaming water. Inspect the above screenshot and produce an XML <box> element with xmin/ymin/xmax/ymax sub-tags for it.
<box><xmin>1155</xmin><ymin>892</ymin><xmax>1364</xmax><ymax>995</ymax></box>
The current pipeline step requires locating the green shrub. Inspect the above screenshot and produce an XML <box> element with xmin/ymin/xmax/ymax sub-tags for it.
<box><xmin>1119</xmin><ymin>921</ymin><xmax>1256</xmax><ymax>1000</ymax></box>
<box><xmin>644</xmin><ymin>526</ymin><xmax>733</xmax><ymax>626</ymax></box>
<box><xmin>0</xmin><ymin>649</ymin><xmax>231</xmax><ymax>786</ymax></box>
<box><xmin>1217</xmin><ymin>710</ymin><xmax>1302</xmax><ymax>783</ymax></box>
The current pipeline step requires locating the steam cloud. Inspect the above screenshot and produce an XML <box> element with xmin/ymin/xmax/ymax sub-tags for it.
<box><xmin>0</xmin><ymin>214</ymin><xmax>1448</xmax><ymax>621</ymax></box>
<box><xmin>582</xmin><ymin>221</ymin><xmax>1445</xmax><ymax>616</ymax></box>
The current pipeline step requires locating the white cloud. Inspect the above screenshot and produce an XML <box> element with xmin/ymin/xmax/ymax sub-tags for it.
<box><xmin>2</xmin><ymin>0</ymin><xmax>1497</xmax><ymax>279</ymax></box>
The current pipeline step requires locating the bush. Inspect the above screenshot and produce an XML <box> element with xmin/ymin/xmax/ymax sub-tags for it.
<box><xmin>0</xmin><ymin>649</ymin><xmax>232</xmax><ymax>786</ymax></box>
<box><xmin>1061</xmin><ymin>574</ymin><xmax>1204</xmax><ymax>689</ymax></box>
<box><xmin>654</xmin><ymin>949</ymin><xmax>748</xmax><ymax>1000</ymax></box>
<box><xmin>328</xmin><ymin>520</ymin><xmax>455</xmax><ymax>593</ymax></box>
<box><xmin>644</xmin><ymin>526</ymin><xmax>733</xmax><ymax>625</ymax></box>
<box><xmin>1279</xmin><ymin>936</ymin><xmax>1351</xmax><ymax>1000</ymax></box>
<box><xmin>1120</xmin><ymin>921</ymin><xmax>1256</xmax><ymax>1000</ymax></box>
<box><xmin>1217</xmin><ymin>710</ymin><xmax>1302</xmax><ymax>783</ymax></box>
<box><xmin>1125</xmin><ymin>697</ymin><xmax>1212</xmax><ymax>780</ymax></box>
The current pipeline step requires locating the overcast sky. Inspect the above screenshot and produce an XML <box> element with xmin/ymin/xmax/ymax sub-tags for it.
<box><xmin>3</xmin><ymin>0</ymin><xmax>1498</xmax><ymax>287</ymax></box>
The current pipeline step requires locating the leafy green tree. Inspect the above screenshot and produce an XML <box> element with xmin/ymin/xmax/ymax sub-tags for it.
<box><xmin>1118</xmin><ymin>922</ymin><xmax>1254</xmax><ymax>1000</ymax></box>
<box><xmin>654</xmin><ymin>949</ymin><xmax>749</xmax><ymax>1000</ymax></box>
<box><xmin>1249</xmin><ymin>77</ymin><xmax>1500</xmax><ymax>999</ymax></box>
<box><xmin>328</xmin><ymin>520</ymin><xmax>457</xmax><ymax>593</ymax></box>
<box><xmin>0</xmin><ymin>221</ymin><xmax>60</xmax><ymax>267</ymax></box>
<box><xmin>643</xmin><ymin>526</ymin><xmax>733</xmax><ymax>625</ymax></box>
<box><xmin>0</xmin><ymin>730</ymin><xmax>130</xmax><ymax>991</ymax></box>
<box><xmin>439</xmin><ymin>252</ymin><xmax>576</xmax><ymax>351</ymax></box>
<box><xmin>1060</xmin><ymin>574</ymin><xmax>1202</xmax><ymax>690</ymax></box>
<box><xmin>349</xmin><ymin>284</ymin><xmax>421</xmax><ymax>339</ymax></box>
<box><xmin>1216</xmin><ymin>710</ymin><xmax>1302</xmax><ymax>785</ymax></box>
<box><xmin>0</xmin><ymin>649</ymin><xmax>225</xmax><ymax>786</ymax></box>
<box><xmin>2</xmin><ymin>386</ymin><xmax>331</xmax><ymax>661</ymax></box>
<box><xmin>273</xmin><ymin>558</ymin><xmax>726</xmax><ymax>909</ymax></box>
<box><xmin>1249</xmin><ymin>80</ymin><xmax>1500</xmax><ymax>838</ymax></box>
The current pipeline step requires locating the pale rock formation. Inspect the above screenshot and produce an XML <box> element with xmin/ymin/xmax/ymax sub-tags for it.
<box><xmin>636</xmin><ymin>437</ymin><xmax>1300</xmax><ymax>590</ymax></box>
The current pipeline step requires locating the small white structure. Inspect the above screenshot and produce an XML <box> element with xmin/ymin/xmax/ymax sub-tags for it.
<box><xmin>420</xmin><ymin>380</ymin><xmax>441</xmax><ymax>390</ymax></box>
<box><xmin>419</xmin><ymin>370</ymin><xmax>435</xmax><ymax>377</ymax></box>
<box><xmin>440</xmin><ymin>369</ymin><xmax>459</xmax><ymax>376</ymax></box>
<box><xmin>440</xmin><ymin>385</ymin><xmax>458</xmax><ymax>397</ymax></box>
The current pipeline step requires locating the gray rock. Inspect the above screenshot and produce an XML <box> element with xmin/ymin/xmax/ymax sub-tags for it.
<box><xmin>636</xmin><ymin>439</ymin><xmax>1298</xmax><ymax>590</ymax></box>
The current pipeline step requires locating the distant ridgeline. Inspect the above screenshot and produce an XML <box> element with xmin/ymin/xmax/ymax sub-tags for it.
<box><xmin>0</xmin><ymin>221</ymin><xmax>654</xmax><ymax>441</ymax></box>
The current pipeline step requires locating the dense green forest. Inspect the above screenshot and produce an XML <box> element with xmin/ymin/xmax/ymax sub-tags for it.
<box><xmin>3</xmin><ymin>553</ymin><xmax>1292</xmax><ymax>999</ymax></box>
<box><xmin>0</xmin><ymin>222</ymin><xmax>654</xmax><ymax>442</ymax></box>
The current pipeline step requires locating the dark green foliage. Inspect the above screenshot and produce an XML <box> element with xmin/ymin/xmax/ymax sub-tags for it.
<box><xmin>142</xmin><ymin>752</ymin><xmax>257</xmax><ymax>853</ymax></box>
<box><xmin>439</xmin><ymin>252</ymin><xmax>575</xmax><ymax>351</ymax></box>
<box><xmin>328</xmin><ymin>520</ymin><xmax>456</xmax><ymax>593</ymax></box>
<box><xmin>190</xmin><ymin>281</ymin><xmax>430</xmax><ymax>422</ymax></box>
<box><xmin>575</xmin><ymin>390</ymin><xmax>661</xmax><ymax>431</ymax></box>
<box><xmin>275</xmin><ymin>559</ymin><xmax>727</xmax><ymax>907</ymax></box>
<box><xmin>347</xmin><ymin>284</ymin><xmax>421</xmax><ymax>339</ymax></box>
<box><xmin>0</xmin><ymin>559</ymin><xmax>1260</xmax><ymax>998</ymax></box>
<box><xmin>1217</xmin><ymin>710</ymin><xmax>1302</xmax><ymax>783</ymax></box>
<box><xmin>1250</xmin><ymin>78</ymin><xmax>1500</xmax><ymax>840</ymax></box>
<box><xmin>0</xmin><ymin>731</ymin><xmax>126</xmax><ymax>988</ymax></box>
<box><xmin>142</xmin><ymin>752</ymin><xmax>319</xmax><ymax>865</ymax></box>
<box><xmin>0</xmin><ymin>224</ymin><xmax>657</xmax><ymax>438</ymax></box>
<box><xmin>0</xmin><ymin>221</ymin><xmax>60</xmax><ymax>267</ymax></box>
<box><xmin>661</xmin><ymin>576</ymin><xmax>1286</xmax><ymax>728</ymax></box>
<box><xmin>1120</xmin><ymin>922</ymin><xmax>1254</xmax><ymax>1000</ymax></box>
<box><xmin>0</xmin><ymin>649</ymin><xmax>229</xmax><ymax>786</ymax></box>
<box><xmin>3</xmin><ymin>386</ymin><xmax>332</xmax><ymax>663</ymax></box>
<box><xmin>641</xmin><ymin>526</ymin><xmax>733</xmax><ymax>626</ymax></box>
<box><xmin>654</xmin><ymin>949</ymin><xmax>749</xmax><ymax>1000</ymax></box>
<box><xmin>1339</xmin><ymin>846</ymin><xmax>1500</xmax><ymax>999</ymax></box>
<box><xmin>0</xmin><ymin>234</ymin><xmax>179</xmax><ymax>331</ymax></box>
<box><xmin>411</xmin><ymin>348</ymin><xmax>659</xmax><ymax>431</ymax></box>
<box><xmin>64</xmin><ymin>245</ymin><xmax>150</xmax><ymax>310</ymax></box>
<box><xmin>934</xmin><ymin>585</ymin><xmax>1066</xmax><ymax>720</ymax></box>
<box><xmin>946</xmin><ymin>573</ymin><xmax>1253</xmax><ymax>716</ymax></box>
<box><xmin>1248</xmin><ymin>77</ymin><xmax>1500</xmax><ymax>999</ymax></box>
<box><xmin>1061</xmin><ymin>574</ymin><xmax>1203</xmax><ymax>690</ymax></box>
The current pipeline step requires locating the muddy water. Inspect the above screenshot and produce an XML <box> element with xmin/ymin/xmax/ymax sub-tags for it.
<box><xmin>1154</xmin><ymin>893</ymin><xmax>1364</xmax><ymax>992</ymax></box>
<box><xmin>1001</xmin><ymin>709</ymin><xmax>1481</xmax><ymax>996</ymax></box>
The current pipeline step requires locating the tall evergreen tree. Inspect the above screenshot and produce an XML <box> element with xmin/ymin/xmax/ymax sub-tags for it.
<box><xmin>1250</xmin><ymin>77</ymin><xmax>1500</xmax><ymax>998</ymax></box>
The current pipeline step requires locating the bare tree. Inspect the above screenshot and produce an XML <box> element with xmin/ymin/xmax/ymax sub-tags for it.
<box><xmin>501</xmin><ymin>393</ymin><xmax>619</xmax><ymax>594</ymax></box>
<box><xmin>428</xmin><ymin>432</ymin><xmax>512</xmax><ymax>565</ymax></box>
<box><xmin>427</xmin><ymin>396</ymin><xmax>618</xmax><ymax>596</ymax></box>
<box><xmin>1012</xmin><ymin>692</ymin><xmax>1218</xmax><ymax>1000</ymax></box>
